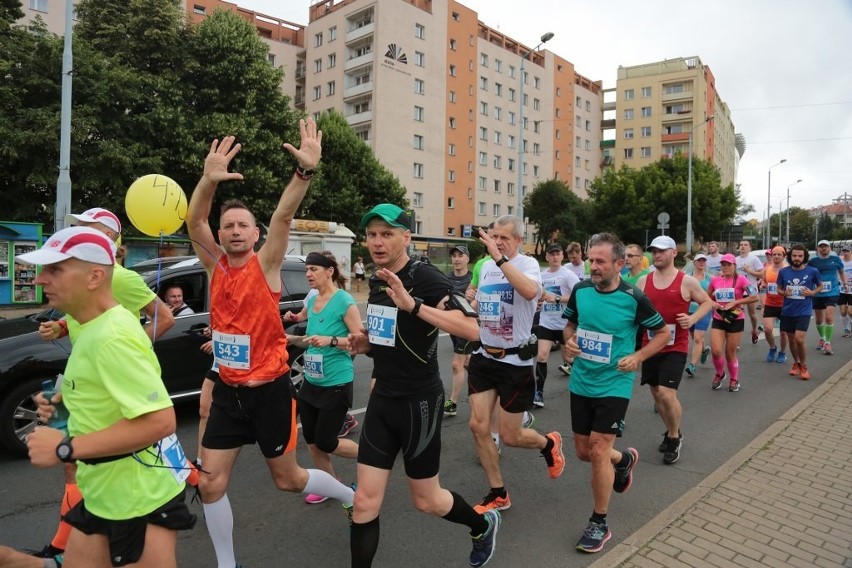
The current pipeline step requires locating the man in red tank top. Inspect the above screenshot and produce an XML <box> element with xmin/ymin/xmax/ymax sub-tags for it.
<box><xmin>185</xmin><ymin>118</ymin><xmax>354</xmax><ymax>567</ymax></box>
<box><xmin>636</xmin><ymin>236</ymin><xmax>712</xmax><ymax>465</ymax></box>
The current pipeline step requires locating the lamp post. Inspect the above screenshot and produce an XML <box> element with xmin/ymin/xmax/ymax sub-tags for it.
<box><xmin>517</xmin><ymin>31</ymin><xmax>554</xmax><ymax>231</ymax></box>
<box><xmin>766</xmin><ymin>159</ymin><xmax>787</xmax><ymax>249</ymax></box>
<box><xmin>685</xmin><ymin>115</ymin><xmax>714</xmax><ymax>254</ymax></box>
<box><xmin>785</xmin><ymin>179</ymin><xmax>802</xmax><ymax>244</ymax></box>
<box><xmin>778</xmin><ymin>198</ymin><xmax>784</xmax><ymax>244</ymax></box>
<box><xmin>55</xmin><ymin>0</ymin><xmax>75</xmax><ymax>232</ymax></box>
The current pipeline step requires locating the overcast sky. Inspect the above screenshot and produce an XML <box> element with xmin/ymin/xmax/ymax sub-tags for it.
<box><xmin>242</xmin><ymin>0</ymin><xmax>852</xmax><ymax>220</ymax></box>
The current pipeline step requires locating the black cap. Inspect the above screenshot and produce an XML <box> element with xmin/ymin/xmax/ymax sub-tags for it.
<box><xmin>450</xmin><ymin>245</ymin><xmax>470</xmax><ymax>256</ymax></box>
<box><xmin>546</xmin><ymin>243</ymin><xmax>563</xmax><ymax>253</ymax></box>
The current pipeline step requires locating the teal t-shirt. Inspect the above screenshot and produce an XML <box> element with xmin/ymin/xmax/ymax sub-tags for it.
<box><xmin>64</xmin><ymin>305</ymin><xmax>182</xmax><ymax>520</ymax></box>
<box><xmin>562</xmin><ymin>279</ymin><xmax>664</xmax><ymax>399</ymax></box>
<box><xmin>304</xmin><ymin>289</ymin><xmax>357</xmax><ymax>387</ymax></box>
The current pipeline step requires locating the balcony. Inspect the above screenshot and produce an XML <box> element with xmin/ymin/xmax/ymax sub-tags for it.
<box><xmin>346</xmin><ymin>21</ymin><xmax>374</xmax><ymax>44</ymax></box>
<box><xmin>601</xmin><ymin>118</ymin><xmax>616</xmax><ymax>129</ymax></box>
<box><xmin>294</xmin><ymin>94</ymin><xmax>305</xmax><ymax>108</ymax></box>
<box><xmin>345</xmin><ymin>51</ymin><xmax>373</xmax><ymax>72</ymax></box>
<box><xmin>345</xmin><ymin>110</ymin><xmax>373</xmax><ymax>126</ymax></box>
<box><xmin>661</xmin><ymin>132</ymin><xmax>689</xmax><ymax>143</ymax></box>
<box><xmin>295</xmin><ymin>65</ymin><xmax>306</xmax><ymax>80</ymax></box>
<box><xmin>662</xmin><ymin>110</ymin><xmax>691</xmax><ymax>122</ymax></box>
<box><xmin>662</xmin><ymin>90</ymin><xmax>693</xmax><ymax>103</ymax></box>
<box><xmin>343</xmin><ymin>81</ymin><xmax>373</xmax><ymax>100</ymax></box>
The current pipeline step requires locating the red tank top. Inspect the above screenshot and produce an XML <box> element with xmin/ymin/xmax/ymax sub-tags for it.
<box><xmin>642</xmin><ymin>270</ymin><xmax>690</xmax><ymax>353</ymax></box>
<box><xmin>210</xmin><ymin>254</ymin><xmax>289</xmax><ymax>384</ymax></box>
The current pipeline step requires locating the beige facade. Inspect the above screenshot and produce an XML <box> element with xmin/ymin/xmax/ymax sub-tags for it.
<box><xmin>612</xmin><ymin>56</ymin><xmax>739</xmax><ymax>189</ymax></box>
<box><xmin>18</xmin><ymin>0</ymin><xmax>77</xmax><ymax>32</ymax></box>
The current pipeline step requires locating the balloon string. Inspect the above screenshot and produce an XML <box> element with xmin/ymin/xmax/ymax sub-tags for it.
<box><xmin>151</xmin><ymin>232</ymin><xmax>164</xmax><ymax>343</ymax></box>
<box><xmin>187</xmin><ymin>238</ymin><xmax>228</xmax><ymax>275</ymax></box>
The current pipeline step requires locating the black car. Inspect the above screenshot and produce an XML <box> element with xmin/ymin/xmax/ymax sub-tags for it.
<box><xmin>0</xmin><ymin>256</ymin><xmax>310</xmax><ymax>457</ymax></box>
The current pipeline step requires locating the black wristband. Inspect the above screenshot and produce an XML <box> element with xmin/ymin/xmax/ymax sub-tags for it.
<box><xmin>496</xmin><ymin>255</ymin><xmax>509</xmax><ymax>267</ymax></box>
<box><xmin>410</xmin><ymin>297</ymin><xmax>424</xmax><ymax>315</ymax></box>
<box><xmin>295</xmin><ymin>166</ymin><xmax>316</xmax><ymax>181</ymax></box>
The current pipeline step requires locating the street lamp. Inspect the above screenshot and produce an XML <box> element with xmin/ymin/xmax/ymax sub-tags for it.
<box><xmin>785</xmin><ymin>179</ymin><xmax>802</xmax><ymax>244</ymax></box>
<box><xmin>766</xmin><ymin>159</ymin><xmax>787</xmax><ymax>249</ymax></box>
<box><xmin>778</xmin><ymin>198</ymin><xmax>784</xmax><ymax>244</ymax></box>
<box><xmin>517</xmin><ymin>31</ymin><xmax>554</xmax><ymax>230</ymax></box>
<box><xmin>685</xmin><ymin>115</ymin><xmax>714</xmax><ymax>254</ymax></box>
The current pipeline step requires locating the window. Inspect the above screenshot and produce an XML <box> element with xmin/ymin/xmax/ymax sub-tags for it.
<box><xmin>314</xmin><ymin>59</ymin><xmax>322</xmax><ymax>73</ymax></box>
<box><xmin>479</xmin><ymin>202</ymin><xmax>486</xmax><ymax>215</ymax></box>
<box><xmin>313</xmin><ymin>86</ymin><xmax>322</xmax><ymax>100</ymax></box>
<box><xmin>493</xmin><ymin>180</ymin><xmax>501</xmax><ymax>193</ymax></box>
<box><xmin>576</xmin><ymin>95</ymin><xmax>582</xmax><ymax>107</ymax></box>
<box><xmin>555</xmin><ymin>108</ymin><xmax>561</xmax><ymax>118</ymax></box>
<box><xmin>556</xmin><ymin>129</ymin><xmax>561</xmax><ymax>139</ymax></box>
<box><xmin>508</xmin><ymin>88</ymin><xmax>516</xmax><ymax>102</ymax></box>
<box><xmin>624</xmin><ymin>128</ymin><xmax>634</xmax><ymax>139</ymax></box>
<box><xmin>449</xmin><ymin>64</ymin><xmax>457</xmax><ymax>77</ymax></box>
<box><xmin>534</xmin><ymin>77</ymin><xmax>541</xmax><ymax>89</ymax></box>
<box><xmin>329</xmin><ymin>26</ymin><xmax>337</xmax><ymax>41</ymax></box>
<box><xmin>585</xmin><ymin>120</ymin><xmax>591</xmax><ymax>131</ymax></box>
<box><xmin>533</xmin><ymin>121</ymin><xmax>540</xmax><ymax>134</ymax></box>
<box><xmin>267</xmin><ymin>54</ymin><xmax>276</xmax><ymax>66</ymax></box>
<box><xmin>326</xmin><ymin>81</ymin><xmax>335</xmax><ymax>96</ymax></box>
<box><xmin>624</xmin><ymin>108</ymin><xmax>635</xmax><ymax>120</ymax></box>
<box><xmin>533</xmin><ymin>165</ymin><xmax>540</xmax><ymax>177</ymax></box>
<box><xmin>641</xmin><ymin>146</ymin><xmax>652</xmax><ymax>158</ymax></box>
<box><xmin>447</xmin><ymin>227</ymin><xmax>456</xmax><ymax>236</ymax></box>
<box><xmin>413</xmin><ymin>192</ymin><xmax>423</xmax><ymax>206</ymax></box>
<box><xmin>353</xmin><ymin>100</ymin><xmax>369</xmax><ymax>114</ymax></box>
<box><xmin>354</xmin><ymin>44</ymin><xmax>371</xmax><ymax>57</ymax></box>
<box><xmin>413</xmin><ymin>134</ymin><xmax>424</xmax><ymax>150</ymax></box>
<box><xmin>507</xmin><ymin>206</ymin><xmax>514</xmax><ymax>216</ymax></box>
<box><xmin>508</xmin><ymin>135</ymin><xmax>515</xmax><ymax>149</ymax></box>
<box><xmin>533</xmin><ymin>98</ymin><xmax>540</xmax><ymax>111</ymax></box>
<box><xmin>575</xmin><ymin>156</ymin><xmax>581</xmax><ymax>167</ymax></box>
<box><xmin>624</xmin><ymin>148</ymin><xmax>634</xmax><ymax>159</ymax></box>
<box><xmin>556</xmin><ymin>87</ymin><xmax>561</xmax><ymax>97</ymax></box>
<box><xmin>448</xmin><ymin>91</ymin><xmax>456</xmax><ymax>103</ymax></box>
<box><xmin>624</xmin><ymin>89</ymin><xmax>634</xmax><ymax>100</ymax></box>
<box><xmin>480</xmin><ymin>53</ymin><xmax>488</xmax><ymax>67</ymax></box>
<box><xmin>641</xmin><ymin>86</ymin><xmax>652</xmax><ymax>98</ymax></box>
<box><xmin>575</xmin><ymin>136</ymin><xmax>581</xmax><ymax>148</ymax></box>
<box><xmin>480</xmin><ymin>101</ymin><xmax>488</xmax><ymax>115</ymax></box>
<box><xmin>585</xmin><ymin>100</ymin><xmax>591</xmax><ymax>112</ymax></box>
<box><xmin>449</xmin><ymin>38</ymin><xmax>457</xmax><ymax>50</ymax></box>
<box><xmin>495</xmin><ymin>59</ymin><xmax>502</xmax><ymax>72</ymax></box>
<box><xmin>314</xmin><ymin>32</ymin><xmax>323</xmax><ymax>47</ymax></box>
<box><xmin>448</xmin><ymin>171</ymin><xmax>456</xmax><ymax>183</ymax></box>
<box><xmin>448</xmin><ymin>143</ymin><xmax>456</xmax><ymax>156</ymax></box>
<box><xmin>641</xmin><ymin>126</ymin><xmax>652</xmax><ymax>137</ymax></box>
<box><xmin>493</xmin><ymin>204</ymin><xmax>501</xmax><ymax>217</ymax></box>
<box><xmin>585</xmin><ymin>139</ymin><xmax>591</xmax><ymax>151</ymax></box>
<box><xmin>452</xmin><ymin>11</ymin><xmax>460</xmax><ymax>21</ymax></box>
<box><xmin>414</xmin><ymin>221</ymin><xmax>421</xmax><ymax>234</ymax></box>
<box><xmin>508</xmin><ymin>158</ymin><xmax>515</xmax><ymax>171</ymax></box>
<box><xmin>479</xmin><ymin>152</ymin><xmax>487</xmax><ymax>165</ymax></box>
<box><xmin>327</xmin><ymin>53</ymin><xmax>336</xmax><ymax>68</ymax></box>
<box><xmin>415</xmin><ymin>51</ymin><xmax>425</xmax><ymax>67</ymax></box>
<box><xmin>583</xmin><ymin>160</ymin><xmax>589</xmax><ymax>171</ymax></box>
<box><xmin>449</xmin><ymin>117</ymin><xmax>456</xmax><ymax>129</ymax></box>
<box><xmin>493</xmin><ymin>107</ymin><xmax>502</xmax><ymax>120</ymax></box>
<box><xmin>507</xmin><ymin>182</ymin><xmax>515</xmax><ymax>195</ymax></box>
<box><xmin>508</xmin><ymin>111</ymin><xmax>515</xmax><ymax>125</ymax></box>
<box><xmin>664</xmin><ymin>83</ymin><xmax>685</xmax><ymax>94</ymax></box>
<box><xmin>641</xmin><ymin>106</ymin><xmax>652</xmax><ymax>118</ymax></box>
<box><xmin>192</xmin><ymin>4</ymin><xmax>205</xmax><ymax>15</ymax></box>
<box><xmin>414</xmin><ymin>79</ymin><xmax>425</xmax><ymax>94</ymax></box>
<box><xmin>480</xmin><ymin>77</ymin><xmax>488</xmax><ymax>90</ymax></box>
<box><xmin>479</xmin><ymin>127</ymin><xmax>488</xmax><ymax>141</ymax></box>
<box><xmin>415</xmin><ymin>23</ymin><xmax>425</xmax><ymax>39</ymax></box>
<box><xmin>509</xmin><ymin>65</ymin><xmax>516</xmax><ymax>79</ymax></box>
<box><xmin>479</xmin><ymin>177</ymin><xmax>487</xmax><ymax>190</ymax></box>
<box><xmin>533</xmin><ymin>143</ymin><xmax>540</xmax><ymax>155</ymax></box>
<box><xmin>494</xmin><ymin>131</ymin><xmax>502</xmax><ymax>145</ymax></box>
<box><xmin>575</xmin><ymin>176</ymin><xmax>581</xmax><ymax>189</ymax></box>
<box><xmin>665</xmin><ymin>103</ymin><xmax>686</xmax><ymax>114</ymax></box>
<box><xmin>413</xmin><ymin>164</ymin><xmax>424</xmax><ymax>178</ymax></box>
<box><xmin>493</xmin><ymin>156</ymin><xmax>501</xmax><ymax>169</ymax></box>
<box><xmin>576</xmin><ymin>116</ymin><xmax>582</xmax><ymax>127</ymax></box>
<box><xmin>414</xmin><ymin>106</ymin><xmax>424</xmax><ymax>121</ymax></box>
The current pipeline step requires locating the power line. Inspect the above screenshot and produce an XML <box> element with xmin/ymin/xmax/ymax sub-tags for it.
<box><xmin>732</xmin><ymin>101</ymin><xmax>852</xmax><ymax>112</ymax></box>
<box><xmin>747</xmin><ymin>136</ymin><xmax>852</xmax><ymax>144</ymax></box>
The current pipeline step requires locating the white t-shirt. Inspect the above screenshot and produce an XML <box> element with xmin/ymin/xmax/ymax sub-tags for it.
<box><xmin>736</xmin><ymin>254</ymin><xmax>764</xmax><ymax>286</ymax></box>
<box><xmin>843</xmin><ymin>259</ymin><xmax>852</xmax><ymax>294</ymax></box>
<box><xmin>539</xmin><ymin>266</ymin><xmax>580</xmax><ymax>331</ymax></box>
<box><xmin>476</xmin><ymin>254</ymin><xmax>541</xmax><ymax>366</ymax></box>
<box><xmin>706</xmin><ymin>253</ymin><xmax>722</xmax><ymax>276</ymax></box>
<box><xmin>565</xmin><ymin>261</ymin><xmax>586</xmax><ymax>281</ymax></box>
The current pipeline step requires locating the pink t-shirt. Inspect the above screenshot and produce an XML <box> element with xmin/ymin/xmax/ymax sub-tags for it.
<box><xmin>709</xmin><ymin>274</ymin><xmax>752</xmax><ymax>320</ymax></box>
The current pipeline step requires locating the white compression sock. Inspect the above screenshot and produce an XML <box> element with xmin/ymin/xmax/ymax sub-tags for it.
<box><xmin>303</xmin><ymin>469</ymin><xmax>355</xmax><ymax>506</ymax></box>
<box><xmin>203</xmin><ymin>494</ymin><xmax>236</xmax><ymax>568</ymax></box>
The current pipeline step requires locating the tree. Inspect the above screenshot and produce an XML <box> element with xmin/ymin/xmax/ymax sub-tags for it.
<box><xmin>587</xmin><ymin>156</ymin><xmax>740</xmax><ymax>247</ymax></box>
<box><xmin>786</xmin><ymin>207</ymin><xmax>815</xmax><ymax>245</ymax></box>
<box><xmin>301</xmin><ymin>111</ymin><xmax>407</xmax><ymax>237</ymax></box>
<box><xmin>525</xmin><ymin>178</ymin><xmax>591</xmax><ymax>254</ymax></box>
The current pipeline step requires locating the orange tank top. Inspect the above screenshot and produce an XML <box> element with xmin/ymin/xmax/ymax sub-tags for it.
<box><xmin>210</xmin><ymin>254</ymin><xmax>289</xmax><ymax>384</ymax></box>
<box><xmin>763</xmin><ymin>264</ymin><xmax>784</xmax><ymax>308</ymax></box>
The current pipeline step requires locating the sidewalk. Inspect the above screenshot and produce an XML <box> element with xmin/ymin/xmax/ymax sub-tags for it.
<box><xmin>591</xmin><ymin>359</ymin><xmax>852</xmax><ymax>568</ymax></box>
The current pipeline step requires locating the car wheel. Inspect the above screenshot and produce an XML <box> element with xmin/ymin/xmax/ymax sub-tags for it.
<box><xmin>0</xmin><ymin>378</ymin><xmax>47</xmax><ymax>458</ymax></box>
<box><xmin>289</xmin><ymin>351</ymin><xmax>304</xmax><ymax>393</ymax></box>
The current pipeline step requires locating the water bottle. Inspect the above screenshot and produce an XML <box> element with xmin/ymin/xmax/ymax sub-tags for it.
<box><xmin>41</xmin><ymin>375</ymin><xmax>69</xmax><ymax>434</ymax></box>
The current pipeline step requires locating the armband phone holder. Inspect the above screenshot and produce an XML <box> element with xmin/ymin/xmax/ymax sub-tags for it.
<box><xmin>446</xmin><ymin>292</ymin><xmax>478</xmax><ymax>317</ymax></box>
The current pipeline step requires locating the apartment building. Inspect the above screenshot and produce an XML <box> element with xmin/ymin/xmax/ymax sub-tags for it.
<box><xmin>611</xmin><ymin>56</ymin><xmax>739</xmax><ymax>189</ymax></box>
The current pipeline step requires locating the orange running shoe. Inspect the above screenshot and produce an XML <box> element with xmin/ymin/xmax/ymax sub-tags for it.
<box><xmin>473</xmin><ymin>490</ymin><xmax>511</xmax><ymax>514</ymax></box>
<box><xmin>543</xmin><ymin>431</ymin><xmax>565</xmax><ymax>479</ymax></box>
<box><xmin>799</xmin><ymin>365</ymin><xmax>811</xmax><ymax>380</ymax></box>
<box><xmin>788</xmin><ymin>363</ymin><xmax>801</xmax><ymax>376</ymax></box>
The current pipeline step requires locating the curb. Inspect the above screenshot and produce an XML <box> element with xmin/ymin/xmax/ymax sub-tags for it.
<box><xmin>589</xmin><ymin>356</ymin><xmax>852</xmax><ymax>567</ymax></box>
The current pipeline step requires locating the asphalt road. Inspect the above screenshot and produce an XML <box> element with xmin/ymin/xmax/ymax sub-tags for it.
<box><xmin>0</xmin><ymin>322</ymin><xmax>847</xmax><ymax>567</ymax></box>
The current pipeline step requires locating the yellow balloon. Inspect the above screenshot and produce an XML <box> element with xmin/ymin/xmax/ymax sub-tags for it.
<box><xmin>125</xmin><ymin>174</ymin><xmax>188</xmax><ymax>237</ymax></box>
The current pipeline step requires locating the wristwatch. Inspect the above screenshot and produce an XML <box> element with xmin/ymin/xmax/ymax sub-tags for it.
<box><xmin>410</xmin><ymin>297</ymin><xmax>424</xmax><ymax>315</ymax></box>
<box><xmin>330</xmin><ymin>336</ymin><xmax>339</xmax><ymax>347</ymax></box>
<box><xmin>56</xmin><ymin>436</ymin><xmax>75</xmax><ymax>463</ymax></box>
<box><xmin>496</xmin><ymin>255</ymin><xmax>509</xmax><ymax>267</ymax></box>
<box><xmin>555</xmin><ymin>295</ymin><xmax>562</xmax><ymax>304</ymax></box>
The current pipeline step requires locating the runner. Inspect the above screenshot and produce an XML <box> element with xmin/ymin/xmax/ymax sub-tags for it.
<box><xmin>622</xmin><ymin>244</ymin><xmax>650</xmax><ymax>286</ymax></box>
<box><xmin>353</xmin><ymin>257</ymin><xmax>366</xmax><ymax>293</ymax></box>
<box><xmin>565</xmin><ymin>242</ymin><xmax>587</xmax><ymax>281</ymax></box>
<box><xmin>186</xmin><ymin>119</ymin><xmax>355</xmax><ymax>568</ymax></box>
<box><xmin>839</xmin><ymin>246</ymin><xmax>852</xmax><ymax>337</ymax></box>
<box><xmin>562</xmin><ymin>232</ymin><xmax>669</xmax><ymax>553</ymax></box>
<box><xmin>808</xmin><ymin>240</ymin><xmax>846</xmax><ymax>355</ymax></box>
<box><xmin>707</xmin><ymin>254</ymin><xmax>758</xmax><ymax>392</ymax></box>
<box><xmin>444</xmin><ymin>245</ymin><xmax>474</xmax><ymax>417</ymax></box>
<box><xmin>778</xmin><ymin>245</ymin><xmax>823</xmax><ymax>379</ymax></box>
<box><xmin>347</xmin><ymin>204</ymin><xmax>499</xmax><ymax>568</ymax></box>
<box><xmin>760</xmin><ymin>246</ymin><xmax>789</xmax><ymax>363</ymax></box>
<box><xmin>735</xmin><ymin>240</ymin><xmax>764</xmax><ymax>344</ymax></box>
<box><xmin>533</xmin><ymin>243</ymin><xmax>580</xmax><ymax>407</ymax></box>
<box><xmin>705</xmin><ymin>241</ymin><xmax>723</xmax><ymax>276</ymax></box>
<box><xmin>685</xmin><ymin>253</ymin><xmax>712</xmax><ymax>377</ymax></box>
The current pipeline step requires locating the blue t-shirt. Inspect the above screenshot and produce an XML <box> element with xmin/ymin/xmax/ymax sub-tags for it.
<box><xmin>562</xmin><ymin>279</ymin><xmax>664</xmax><ymax>400</ymax></box>
<box><xmin>808</xmin><ymin>254</ymin><xmax>844</xmax><ymax>297</ymax></box>
<box><xmin>778</xmin><ymin>265</ymin><xmax>822</xmax><ymax>317</ymax></box>
<box><xmin>304</xmin><ymin>290</ymin><xmax>357</xmax><ymax>387</ymax></box>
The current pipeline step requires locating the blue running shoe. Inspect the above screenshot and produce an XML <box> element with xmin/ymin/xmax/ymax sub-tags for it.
<box><xmin>469</xmin><ymin>510</ymin><xmax>501</xmax><ymax>567</ymax></box>
<box><xmin>776</xmin><ymin>351</ymin><xmax>787</xmax><ymax>364</ymax></box>
<box><xmin>576</xmin><ymin>520</ymin><xmax>612</xmax><ymax>553</ymax></box>
<box><xmin>700</xmin><ymin>346</ymin><xmax>710</xmax><ymax>365</ymax></box>
<box><xmin>765</xmin><ymin>347</ymin><xmax>777</xmax><ymax>363</ymax></box>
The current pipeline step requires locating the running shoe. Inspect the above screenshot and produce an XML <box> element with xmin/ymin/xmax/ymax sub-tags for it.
<box><xmin>776</xmin><ymin>352</ymin><xmax>787</xmax><ymax>364</ymax></box>
<box><xmin>658</xmin><ymin>431</ymin><xmax>682</xmax><ymax>453</ymax></box>
<box><xmin>558</xmin><ymin>362</ymin><xmax>572</xmax><ymax>376</ymax></box>
<box><xmin>28</xmin><ymin>545</ymin><xmax>64</xmax><ymax>559</ymax></box>
<box><xmin>700</xmin><ymin>346</ymin><xmax>711</xmax><ymax>364</ymax></box>
<box><xmin>765</xmin><ymin>347</ymin><xmax>777</xmax><ymax>363</ymax></box>
<box><xmin>533</xmin><ymin>391</ymin><xmax>544</xmax><ymax>408</ymax></box>
<box><xmin>342</xmin><ymin>482</ymin><xmax>357</xmax><ymax>525</ymax></box>
<box><xmin>751</xmin><ymin>330</ymin><xmax>759</xmax><ymax>344</ymax></box>
<box><xmin>521</xmin><ymin>411</ymin><xmax>535</xmax><ymax>429</ymax></box>
<box><xmin>844</xmin><ymin>328</ymin><xmax>852</xmax><ymax>338</ymax></box>
<box><xmin>337</xmin><ymin>414</ymin><xmax>359</xmax><ymax>437</ymax></box>
<box><xmin>789</xmin><ymin>362</ymin><xmax>801</xmax><ymax>376</ymax></box>
<box><xmin>576</xmin><ymin>520</ymin><xmax>611</xmax><ymax>553</ymax></box>
<box><xmin>685</xmin><ymin>363</ymin><xmax>696</xmax><ymax>377</ymax></box>
<box><xmin>542</xmin><ymin>432</ymin><xmax>565</xmax><ymax>479</ymax></box>
<box><xmin>473</xmin><ymin>489</ymin><xmax>512</xmax><ymax>514</ymax></box>
<box><xmin>712</xmin><ymin>371</ymin><xmax>726</xmax><ymax>390</ymax></box>
<box><xmin>469</xmin><ymin>510</ymin><xmax>501</xmax><ymax>567</ymax></box>
<box><xmin>305</xmin><ymin>493</ymin><xmax>329</xmax><ymax>504</ymax></box>
<box><xmin>799</xmin><ymin>365</ymin><xmax>811</xmax><ymax>380</ymax></box>
<box><xmin>443</xmin><ymin>399</ymin><xmax>458</xmax><ymax>416</ymax></box>
<box><xmin>728</xmin><ymin>379</ymin><xmax>740</xmax><ymax>392</ymax></box>
<box><xmin>663</xmin><ymin>436</ymin><xmax>682</xmax><ymax>465</ymax></box>
<box><xmin>823</xmin><ymin>342</ymin><xmax>833</xmax><ymax>355</ymax></box>
<box><xmin>613</xmin><ymin>447</ymin><xmax>638</xmax><ymax>493</ymax></box>
<box><xmin>816</xmin><ymin>338</ymin><xmax>825</xmax><ymax>351</ymax></box>
<box><xmin>758</xmin><ymin>324</ymin><xmax>764</xmax><ymax>331</ymax></box>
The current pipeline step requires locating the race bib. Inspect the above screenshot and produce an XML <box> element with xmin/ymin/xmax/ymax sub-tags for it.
<box><xmin>788</xmin><ymin>285</ymin><xmax>804</xmax><ymax>299</ymax></box>
<box><xmin>478</xmin><ymin>293</ymin><xmax>502</xmax><ymax>322</ymax></box>
<box><xmin>212</xmin><ymin>331</ymin><xmax>250</xmax><ymax>370</ymax></box>
<box><xmin>767</xmin><ymin>283</ymin><xmax>778</xmax><ymax>295</ymax></box>
<box><xmin>576</xmin><ymin>328</ymin><xmax>612</xmax><ymax>364</ymax></box>
<box><xmin>367</xmin><ymin>304</ymin><xmax>397</xmax><ymax>347</ymax></box>
<box><xmin>648</xmin><ymin>323</ymin><xmax>676</xmax><ymax>346</ymax></box>
<box><xmin>715</xmin><ymin>288</ymin><xmax>735</xmax><ymax>303</ymax></box>
<box><xmin>304</xmin><ymin>353</ymin><xmax>324</xmax><ymax>380</ymax></box>
<box><xmin>745</xmin><ymin>284</ymin><xmax>757</xmax><ymax>297</ymax></box>
<box><xmin>157</xmin><ymin>434</ymin><xmax>190</xmax><ymax>485</ymax></box>
<box><xmin>823</xmin><ymin>281</ymin><xmax>832</xmax><ymax>293</ymax></box>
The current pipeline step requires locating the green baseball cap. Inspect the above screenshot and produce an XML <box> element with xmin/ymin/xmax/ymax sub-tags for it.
<box><xmin>360</xmin><ymin>204</ymin><xmax>411</xmax><ymax>230</ymax></box>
